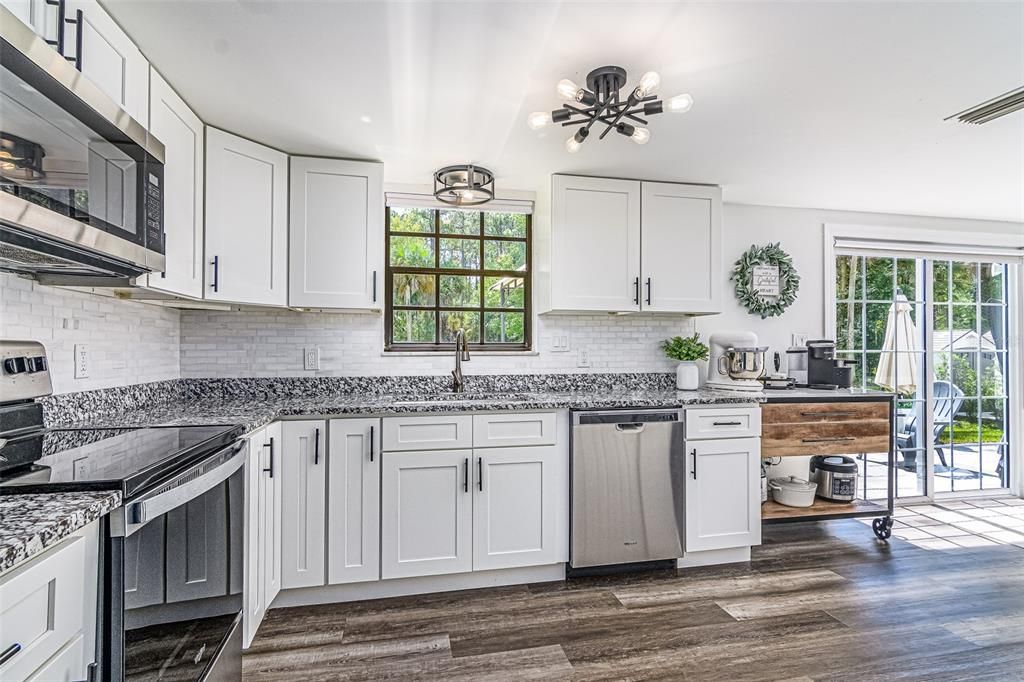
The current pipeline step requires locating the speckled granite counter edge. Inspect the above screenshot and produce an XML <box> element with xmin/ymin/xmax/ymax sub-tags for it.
<box><xmin>0</xmin><ymin>491</ymin><xmax>122</xmax><ymax>574</ymax></box>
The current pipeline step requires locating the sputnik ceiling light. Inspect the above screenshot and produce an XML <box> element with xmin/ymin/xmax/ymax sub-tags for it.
<box><xmin>527</xmin><ymin>66</ymin><xmax>693</xmax><ymax>152</ymax></box>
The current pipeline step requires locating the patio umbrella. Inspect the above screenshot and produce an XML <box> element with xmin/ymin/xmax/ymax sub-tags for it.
<box><xmin>873</xmin><ymin>293</ymin><xmax>919</xmax><ymax>393</ymax></box>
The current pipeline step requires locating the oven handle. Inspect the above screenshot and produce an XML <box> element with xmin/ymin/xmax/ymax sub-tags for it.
<box><xmin>127</xmin><ymin>441</ymin><xmax>245</xmax><ymax>528</ymax></box>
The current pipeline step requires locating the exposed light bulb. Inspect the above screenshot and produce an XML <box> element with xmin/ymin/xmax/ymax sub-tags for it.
<box><xmin>565</xmin><ymin>135</ymin><xmax>582</xmax><ymax>153</ymax></box>
<box><xmin>460</xmin><ymin>190</ymin><xmax>476</xmax><ymax>202</ymax></box>
<box><xmin>556</xmin><ymin>79</ymin><xmax>581</xmax><ymax>100</ymax></box>
<box><xmin>666</xmin><ymin>93</ymin><xmax>694</xmax><ymax>113</ymax></box>
<box><xmin>631</xmin><ymin>127</ymin><xmax>651</xmax><ymax>145</ymax></box>
<box><xmin>527</xmin><ymin>111</ymin><xmax>552</xmax><ymax>130</ymax></box>
<box><xmin>637</xmin><ymin>71</ymin><xmax>661</xmax><ymax>97</ymax></box>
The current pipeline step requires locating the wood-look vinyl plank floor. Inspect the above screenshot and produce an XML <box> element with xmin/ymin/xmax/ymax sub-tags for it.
<box><xmin>245</xmin><ymin>515</ymin><xmax>1024</xmax><ymax>680</ymax></box>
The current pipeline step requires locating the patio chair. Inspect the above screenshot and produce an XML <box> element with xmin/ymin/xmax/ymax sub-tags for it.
<box><xmin>896</xmin><ymin>381</ymin><xmax>965</xmax><ymax>469</ymax></box>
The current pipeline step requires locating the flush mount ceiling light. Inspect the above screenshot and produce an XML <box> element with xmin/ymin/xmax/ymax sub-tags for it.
<box><xmin>0</xmin><ymin>132</ymin><xmax>46</xmax><ymax>183</ymax></box>
<box><xmin>527</xmin><ymin>65</ymin><xmax>693</xmax><ymax>152</ymax></box>
<box><xmin>433</xmin><ymin>164</ymin><xmax>495</xmax><ymax>206</ymax></box>
<box><xmin>945</xmin><ymin>86</ymin><xmax>1024</xmax><ymax>125</ymax></box>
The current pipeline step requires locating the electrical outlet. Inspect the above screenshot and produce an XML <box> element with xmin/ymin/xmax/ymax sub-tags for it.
<box><xmin>74</xmin><ymin>344</ymin><xmax>89</xmax><ymax>379</ymax></box>
<box><xmin>577</xmin><ymin>348</ymin><xmax>591</xmax><ymax>368</ymax></box>
<box><xmin>303</xmin><ymin>347</ymin><xmax>320</xmax><ymax>371</ymax></box>
<box><xmin>791</xmin><ymin>333</ymin><xmax>808</xmax><ymax>348</ymax></box>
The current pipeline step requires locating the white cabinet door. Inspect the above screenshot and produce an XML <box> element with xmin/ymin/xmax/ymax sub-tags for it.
<box><xmin>281</xmin><ymin>421</ymin><xmax>326</xmax><ymax>588</ymax></box>
<box><xmin>262</xmin><ymin>421</ymin><xmax>283</xmax><ymax>605</ymax></box>
<box><xmin>289</xmin><ymin>157</ymin><xmax>383</xmax><ymax>309</ymax></box>
<box><xmin>205</xmin><ymin>127</ymin><xmax>288</xmax><ymax>306</ymax></box>
<box><xmin>243</xmin><ymin>430</ymin><xmax>265</xmax><ymax>648</ymax></box>
<box><xmin>327</xmin><ymin>418</ymin><xmax>380</xmax><ymax>584</ymax></box>
<box><xmin>473</xmin><ymin>445</ymin><xmax>561</xmax><ymax>571</ymax></box>
<box><xmin>684</xmin><ymin>437</ymin><xmax>762</xmax><ymax>552</ymax></box>
<box><xmin>550</xmin><ymin>174</ymin><xmax>641</xmax><ymax>312</ymax></box>
<box><xmin>640</xmin><ymin>182</ymin><xmax>721</xmax><ymax>313</ymax></box>
<box><xmin>65</xmin><ymin>0</ymin><xmax>149</xmax><ymax>123</ymax></box>
<box><xmin>145</xmin><ymin>69</ymin><xmax>204</xmax><ymax>298</ymax></box>
<box><xmin>381</xmin><ymin>449</ymin><xmax>472</xmax><ymax>579</ymax></box>
<box><xmin>1</xmin><ymin>0</ymin><xmax>49</xmax><ymax>37</ymax></box>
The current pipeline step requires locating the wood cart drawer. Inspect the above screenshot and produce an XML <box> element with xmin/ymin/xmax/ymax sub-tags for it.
<box><xmin>382</xmin><ymin>415</ymin><xmax>473</xmax><ymax>451</ymax></box>
<box><xmin>762</xmin><ymin>401</ymin><xmax>889</xmax><ymax>425</ymax></box>
<box><xmin>761</xmin><ymin>419</ymin><xmax>890</xmax><ymax>457</ymax></box>
<box><xmin>473</xmin><ymin>413</ymin><xmax>556</xmax><ymax>448</ymax></box>
<box><xmin>685</xmin><ymin>406</ymin><xmax>761</xmax><ymax>440</ymax></box>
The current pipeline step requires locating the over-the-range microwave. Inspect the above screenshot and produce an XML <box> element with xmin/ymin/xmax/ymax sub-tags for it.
<box><xmin>0</xmin><ymin>5</ymin><xmax>165</xmax><ymax>285</ymax></box>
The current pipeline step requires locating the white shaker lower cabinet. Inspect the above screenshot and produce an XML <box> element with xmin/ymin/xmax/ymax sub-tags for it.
<box><xmin>205</xmin><ymin>127</ymin><xmax>288</xmax><ymax>306</ymax></box>
<box><xmin>244</xmin><ymin>423</ymin><xmax>284</xmax><ymax>647</ymax></box>
<box><xmin>262</xmin><ymin>422</ymin><xmax>283</xmax><ymax>603</ymax></box>
<box><xmin>327</xmin><ymin>418</ymin><xmax>381</xmax><ymax>584</ymax></box>
<box><xmin>381</xmin><ymin>449</ymin><xmax>473</xmax><ymax>579</ymax></box>
<box><xmin>684</xmin><ymin>437</ymin><xmax>762</xmax><ymax>552</ymax></box>
<box><xmin>145</xmin><ymin>68</ymin><xmax>205</xmax><ymax>298</ymax></box>
<box><xmin>289</xmin><ymin>157</ymin><xmax>384</xmax><ymax>309</ymax></box>
<box><xmin>281</xmin><ymin>421</ymin><xmax>327</xmax><ymax>589</ymax></box>
<box><xmin>473</xmin><ymin>445</ymin><xmax>561</xmax><ymax>571</ymax></box>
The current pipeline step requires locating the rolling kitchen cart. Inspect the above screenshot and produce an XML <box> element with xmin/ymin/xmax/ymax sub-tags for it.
<box><xmin>760</xmin><ymin>391</ymin><xmax>896</xmax><ymax>540</ymax></box>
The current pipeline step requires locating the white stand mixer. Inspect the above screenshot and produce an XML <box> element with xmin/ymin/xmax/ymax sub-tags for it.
<box><xmin>706</xmin><ymin>331</ymin><xmax>769</xmax><ymax>392</ymax></box>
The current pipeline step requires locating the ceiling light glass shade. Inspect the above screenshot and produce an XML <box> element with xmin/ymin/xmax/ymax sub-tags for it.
<box><xmin>565</xmin><ymin>135</ymin><xmax>582</xmax><ymax>153</ymax></box>
<box><xmin>527</xmin><ymin>111</ymin><xmax>552</xmax><ymax>130</ymax></box>
<box><xmin>666</xmin><ymin>93</ymin><xmax>694</xmax><ymax>113</ymax></box>
<box><xmin>556</xmin><ymin>78</ymin><xmax>581</xmax><ymax>100</ymax></box>
<box><xmin>636</xmin><ymin>71</ymin><xmax>661</xmax><ymax>97</ymax></box>
<box><xmin>631</xmin><ymin>127</ymin><xmax>651</xmax><ymax>144</ymax></box>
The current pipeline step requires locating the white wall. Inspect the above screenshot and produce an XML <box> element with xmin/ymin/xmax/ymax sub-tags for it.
<box><xmin>179</xmin><ymin>309</ymin><xmax>693</xmax><ymax>377</ymax></box>
<box><xmin>0</xmin><ymin>273</ymin><xmax>181</xmax><ymax>394</ymax></box>
<box><xmin>699</xmin><ymin>203</ymin><xmax>1024</xmax><ymax>360</ymax></box>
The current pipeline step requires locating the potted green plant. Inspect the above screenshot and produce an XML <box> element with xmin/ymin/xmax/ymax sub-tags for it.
<box><xmin>661</xmin><ymin>333</ymin><xmax>710</xmax><ymax>390</ymax></box>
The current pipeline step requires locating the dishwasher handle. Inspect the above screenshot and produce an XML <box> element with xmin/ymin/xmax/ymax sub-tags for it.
<box><xmin>575</xmin><ymin>409</ymin><xmax>681</xmax><ymax>426</ymax></box>
<box><xmin>614</xmin><ymin>423</ymin><xmax>645</xmax><ymax>432</ymax></box>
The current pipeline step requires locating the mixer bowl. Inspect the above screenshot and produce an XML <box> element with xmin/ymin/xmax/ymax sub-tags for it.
<box><xmin>718</xmin><ymin>346</ymin><xmax>769</xmax><ymax>380</ymax></box>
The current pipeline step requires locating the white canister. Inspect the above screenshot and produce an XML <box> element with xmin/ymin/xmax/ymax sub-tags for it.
<box><xmin>676</xmin><ymin>361</ymin><xmax>700</xmax><ymax>390</ymax></box>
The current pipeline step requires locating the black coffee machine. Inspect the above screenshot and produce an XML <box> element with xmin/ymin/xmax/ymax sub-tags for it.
<box><xmin>806</xmin><ymin>339</ymin><xmax>856</xmax><ymax>389</ymax></box>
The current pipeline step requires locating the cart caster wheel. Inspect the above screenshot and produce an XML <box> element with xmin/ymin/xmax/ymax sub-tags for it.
<box><xmin>873</xmin><ymin>517</ymin><xmax>893</xmax><ymax>540</ymax></box>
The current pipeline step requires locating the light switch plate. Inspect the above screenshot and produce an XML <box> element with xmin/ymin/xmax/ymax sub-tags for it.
<box><xmin>303</xmin><ymin>347</ymin><xmax>320</xmax><ymax>371</ymax></box>
<box><xmin>74</xmin><ymin>344</ymin><xmax>89</xmax><ymax>379</ymax></box>
<box><xmin>551</xmin><ymin>335</ymin><xmax>570</xmax><ymax>352</ymax></box>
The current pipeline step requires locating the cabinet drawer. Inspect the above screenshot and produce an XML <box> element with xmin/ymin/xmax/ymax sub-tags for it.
<box><xmin>762</xmin><ymin>401</ymin><xmax>889</xmax><ymax>425</ymax></box>
<box><xmin>0</xmin><ymin>536</ymin><xmax>86</xmax><ymax>681</ymax></box>
<box><xmin>473</xmin><ymin>413</ymin><xmax>556</xmax><ymax>448</ymax></box>
<box><xmin>685</xmin><ymin>406</ymin><xmax>760</xmax><ymax>440</ymax></box>
<box><xmin>761</xmin><ymin>421</ymin><xmax>890</xmax><ymax>457</ymax></box>
<box><xmin>383</xmin><ymin>415</ymin><xmax>473</xmax><ymax>451</ymax></box>
<box><xmin>26</xmin><ymin>633</ymin><xmax>85</xmax><ymax>682</ymax></box>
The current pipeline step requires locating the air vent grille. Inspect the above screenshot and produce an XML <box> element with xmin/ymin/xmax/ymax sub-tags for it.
<box><xmin>946</xmin><ymin>86</ymin><xmax>1024</xmax><ymax>125</ymax></box>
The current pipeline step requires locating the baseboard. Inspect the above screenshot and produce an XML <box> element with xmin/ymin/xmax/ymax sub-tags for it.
<box><xmin>270</xmin><ymin>563</ymin><xmax>566</xmax><ymax>609</ymax></box>
<box><xmin>677</xmin><ymin>546</ymin><xmax>751</xmax><ymax>568</ymax></box>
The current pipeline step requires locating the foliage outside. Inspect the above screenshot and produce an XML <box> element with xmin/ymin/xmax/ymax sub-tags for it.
<box><xmin>661</xmin><ymin>333</ymin><xmax>710</xmax><ymax>362</ymax></box>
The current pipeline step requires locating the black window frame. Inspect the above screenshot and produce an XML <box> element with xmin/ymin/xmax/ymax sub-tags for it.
<box><xmin>384</xmin><ymin>207</ymin><xmax>532</xmax><ymax>352</ymax></box>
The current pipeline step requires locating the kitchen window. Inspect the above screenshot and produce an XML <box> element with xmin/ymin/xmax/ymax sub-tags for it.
<box><xmin>384</xmin><ymin>200</ymin><xmax>532</xmax><ymax>351</ymax></box>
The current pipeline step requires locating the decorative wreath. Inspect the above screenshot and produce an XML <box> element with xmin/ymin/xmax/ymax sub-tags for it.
<box><xmin>730</xmin><ymin>242</ymin><xmax>800</xmax><ymax>318</ymax></box>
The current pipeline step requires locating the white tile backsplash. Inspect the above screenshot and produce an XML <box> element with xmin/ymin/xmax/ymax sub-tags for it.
<box><xmin>0</xmin><ymin>273</ymin><xmax>181</xmax><ymax>394</ymax></box>
<box><xmin>179</xmin><ymin>309</ymin><xmax>693</xmax><ymax>377</ymax></box>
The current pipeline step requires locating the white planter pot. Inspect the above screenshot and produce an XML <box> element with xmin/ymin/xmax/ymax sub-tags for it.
<box><xmin>676</xmin><ymin>361</ymin><xmax>700</xmax><ymax>390</ymax></box>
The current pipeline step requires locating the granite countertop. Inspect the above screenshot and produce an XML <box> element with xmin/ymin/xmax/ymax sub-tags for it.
<box><xmin>0</xmin><ymin>491</ymin><xmax>121</xmax><ymax>574</ymax></box>
<box><xmin>63</xmin><ymin>387</ymin><xmax>765</xmax><ymax>434</ymax></box>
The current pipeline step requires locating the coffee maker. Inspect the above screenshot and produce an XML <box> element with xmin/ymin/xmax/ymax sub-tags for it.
<box><xmin>806</xmin><ymin>339</ymin><xmax>855</xmax><ymax>389</ymax></box>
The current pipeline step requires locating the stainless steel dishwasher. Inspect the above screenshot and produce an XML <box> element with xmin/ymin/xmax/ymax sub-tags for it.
<box><xmin>570</xmin><ymin>409</ymin><xmax>685</xmax><ymax>568</ymax></box>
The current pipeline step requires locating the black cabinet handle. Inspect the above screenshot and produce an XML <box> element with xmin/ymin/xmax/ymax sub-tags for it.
<box><xmin>463</xmin><ymin>457</ymin><xmax>469</xmax><ymax>493</ymax></box>
<box><xmin>633</xmin><ymin>277</ymin><xmax>639</xmax><ymax>305</ymax></box>
<box><xmin>43</xmin><ymin>0</ymin><xmax>65</xmax><ymax>53</ymax></box>
<box><xmin>372</xmin><ymin>271</ymin><xmax>377</xmax><ymax>302</ymax></box>
<box><xmin>713</xmin><ymin>421</ymin><xmax>743</xmax><ymax>426</ymax></box>
<box><xmin>645</xmin><ymin>277</ymin><xmax>652</xmax><ymax>305</ymax></box>
<box><xmin>691</xmin><ymin>448</ymin><xmax>697</xmax><ymax>479</ymax></box>
<box><xmin>69</xmin><ymin>8</ymin><xmax>83</xmax><ymax>71</ymax></box>
<box><xmin>477</xmin><ymin>457</ymin><xmax>483</xmax><ymax>491</ymax></box>
<box><xmin>0</xmin><ymin>643</ymin><xmax>21</xmax><ymax>666</ymax></box>
<box><xmin>211</xmin><ymin>255</ymin><xmax>219</xmax><ymax>292</ymax></box>
<box><xmin>369</xmin><ymin>425</ymin><xmax>374</xmax><ymax>462</ymax></box>
<box><xmin>313</xmin><ymin>427</ymin><xmax>320</xmax><ymax>465</ymax></box>
<box><xmin>262</xmin><ymin>437</ymin><xmax>274</xmax><ymax>478</ymax></box>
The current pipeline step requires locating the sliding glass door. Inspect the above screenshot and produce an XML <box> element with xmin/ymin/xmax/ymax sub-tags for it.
<box><xmin>834</xmin><ymin>254</ymin><xmax>1013</xmax><ymax>502</ymax></box>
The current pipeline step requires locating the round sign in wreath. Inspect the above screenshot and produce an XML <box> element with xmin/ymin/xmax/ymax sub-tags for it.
<box><xmin>730</xmin><ymin>242</ymin><xmax>800</xmax><ymax>318</ymax></box>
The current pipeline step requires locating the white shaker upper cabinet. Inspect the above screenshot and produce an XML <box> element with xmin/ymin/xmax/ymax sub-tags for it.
<box><xmin>65</xmin><ymin>0</ymin><xmax>149</xmax><ymax>123</ymax></box>
<box><xmin>640</xmin><ymin>182</ymin><xmax>721</xmax><ymax>314</ymax></box>
<box><xmin>205</xmin><ymin>127</ymin><xmax>288</xmax><ymax>306</ymax></box>
<box><xmin>550</xmin><ymin>175</ymin><xmax>641</xmax><ymax>312</ymax></box>
<box><xmin>144</xmin><ymin>69</ymin><xmax>204</xmax><ymax>298</ymax></box>
<box><xmin>289</xmin><ymin>157</ymin><xmax>383</xmax><ymax>309</ymax></box>
<box><xmin>1</xmin><ymin>0</ymin><xmax>49</xmax><ymax>37</ymax></box>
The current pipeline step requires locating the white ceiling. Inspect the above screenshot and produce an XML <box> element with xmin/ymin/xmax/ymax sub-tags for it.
<box><xmin>106</xmin><ymin>0</ymin><xmax>1024</xmax><ymax>223</ymax></box>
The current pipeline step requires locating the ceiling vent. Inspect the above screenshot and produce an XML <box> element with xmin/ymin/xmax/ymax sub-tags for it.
<box><xmin>945</xmin><ymin>86</ymin><xmax>1024</xmax><ymax>125</ymax></box>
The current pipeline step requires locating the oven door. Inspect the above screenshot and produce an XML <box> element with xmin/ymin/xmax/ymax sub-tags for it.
<box><xmin>106</xmin><ymin>442</ymin><xmax>245</xmax><ymax>682</ymax></box>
